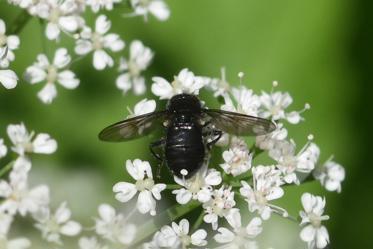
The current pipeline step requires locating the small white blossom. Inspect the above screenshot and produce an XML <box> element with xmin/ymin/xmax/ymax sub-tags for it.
<box><xmin>270</xmin><ymin>139</ymin><xmax>320</xmax><ymax>184</ymax></box>
<box><xmin>314</xmin><ymin>160</ymin><xmax>345</xmax><ymax>193</ymax></box>
<box><xmin>0</xmin><ymin>19</ymin><xmax>20</xmax><ymax>68</ymax></box>
<box><xmin>259</xmin><ymin>89</ymin><xmax>309</xmax><ymax>124</ymax></box>
<box><xmin>203</xmin><ymin>186</ymin><xmax>238</xmax><ymax>230</ymax></box>
<box><xmin>127</xmin><ymin>98</ymin><xmax>156</xmax><ymax>118</ymax></box>
<box><xmin>75</xmin><ymin>15</ymin><xmax>125</xmax><ymax>70</ymax></box>
<box><xmin>202</xmin><ymin>68</ymin><xmax>230</xmax><ymax>97</ymax></box>
<box><xmin>34</xmin><ymin>202</ymin><xmax>82</xmax><ymax>245</ymax></box>
<box><xmin>0</xmin><ymin>235</ymin><xmax>31</xmax><ymax>249</ymax></box>
<box><xmin>0</xmin><ymin>138</ymin><xmax>7</xmax><ymax>158</ymax></box>
<box><xmin>36</xmin><ymin>0</ymin><xmax>84</xmax><ymax>40</ymax></box>
<box><xmin>149</xmin><ymin>219</ymin><xmax>207</xmax><ymax>248</ymax></box>
<box><xmin>0</xmin><ymin>69</ymin><xmax>18</xmax><ymax>89</ymax></box>
<box><xmin>299</xmin><ymin>193</ymin><xmax>330</xmax><ymax>249</ymax></box>
<box><xmin>256</xmin><ymin>123</ymin><xmax>288</xmax><ymax>151</ymax></box>
<box><xmin>87</xmin><ymin>0</ymin><xmax>121</xmax><ymax>13</ymax></box>
<box><xmin>24</xmin><ymin>48</ymin><xmax>80</xmax><ymax>104</ymax></box>
<box><xmin>130</xmin><ymin>0</ymin><xmax>170</xmax><ymax>21</ymax></box>
<box><xmin>116</xmin><ymin>40</ymin><xmax>153</xmax><ymax>95</ymax></box>
<box><xmin>94</xmin><ymin>203</ymin><xmax>136</xmax><ymax>245</ymax></box>
<box><xmin>79</xmin><ymin>236</ymin><xmax>108</xmax><ymax>249</ymax></box>
<box><xmin>151</xmin><ymin>68</ymin><xmax>205</xmax><ymax>99</ymax></box>
<box><xmin>0</xmin><ymin>159</ymin><xmax>49</xmax><ymax>216</ymax></box>
<box><xmin>220</xmin><ymin>137</ymin><xmax>253</xmax><ymax>176</ymax></box>
<box><xmin>172</xmin><ymin>165</ymin><xmax>222</xmax><ymax>204</ymax></box>
<box><xmin>240</xmin><ymin>166</ymin><xmax>285</xmax><ymax>220</ymax></box>
<box><xmin>113</xmin><ymin>159</ymin><xmax>166</xmax><ymax>216</ymax></box>
<box><xmin>7</xmin><ymin>123</ymin><xmax>57</xmax><ymax>156</ymax></box>
<box><xmin>214</xmin><ymin>210</ymin><xmax>262</xmax><ymax>249</ymax></box>
<box><xmin>222</xmin><ymin>86</ymin><xmax>261</xmax><ymax>116</ymax></box>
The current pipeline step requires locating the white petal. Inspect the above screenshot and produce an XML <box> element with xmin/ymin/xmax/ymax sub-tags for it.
<box><xmin>173</xmin><ymin>188</ymin><xmax>192</xmax><ymax>204</ymax></box>
<box><xmin>179</xmin><ymin>219</ymin><xmax>189</xmax><ymax>234</ymax></box>
<box><xmin>113</xmin><ymin>182</ymin><xmax>137</xmax><ymax>202</ymax></box>
<box><xmin>148</xmin><ymin>1</ymin><xmax>170</xmax><ymax>21</ymax></box>
<box><xmin>95</xmin><ymin>15</ymin><xmax>111</xmax><ymax>34</ymax></box>
<box><xmin>116</xmin><ymin>73</ymin><xmax>131</xmax><ymax>94</ymax></box>
<box><xmin>93</xmin><ymin>50</ymin><xmax>113</xmax><ymax>70</ymax></box>
<box><xmin>59</xmin><ymin>16</ymin><xmax>79</xmax><ymax>32</ymax></box>
<box><xmin>137</xmin><ymin>190</ymin><xmax>155</xmax><ymax>215</ymax></box>
<box><xmin>191</xmin><ymin>229</ymin><xmax>207</xmax><ymax>246</ymax></box>
<box><xmin>37</xmin><ymin>84</ymin><xmax>57</xmax><ymax>104</ymax></box>
<box><xmin>32</xmin><ymin>133</ymin><xmax>57</xmax><ymax>154</ymax></box>
<box><xmin>0</xmin><ymin>69</ymin><xmax>18</xmax><ymax>89</ymax></box>
<box><xmin>197</xmin><ymin>188</ymin><xmax>211</xmax><ymax>203</ymax></box>
<box><xmin>246</xmin><ymin>217</ymin><xmax>262</xmax><ymax>237</ymax></box>
<box><xmin>55</xmin><ymin>202</ymin><xmax>71</xmax><ymax>224</ymax></box>
<box><xmin>126</xmin><ymin>159</ymin><xmax>141</xmax><ymax>180</ymax></box>
<box><xmin>151</xmin><ymin>183</ymin><xmax>166</xmax><ymax>200</ymax></box>
<box><xmin>134</xmin><ymin>99</ymin><xmax>156</xmax><ymax>116</ymax></box>
<box><xmin>24</xmin><ymin>66</ymin><xmax>46</xmax><ymax>84</ymax></box>
<box><xmin>7</xmin><ymin>35</ymin><xmax>20</xmax><ymax>50</ymax></box>
<box><xmin>300</xmin><ymin>225</ymin><xmax>316</xmax><ymax>242</ymax></box>
<box><xmin>316</xmin><ymin>226</ymin><xmax>329</xmax><ymax>248</ymax></box>
<box><xmin>0</xmin><ymin>19</ymin><xmax>5</xmax><ymax>34</ymax></box>
<box><xmin>301</xmin><ymin>193</ymin><xmax>313</xmax><ymax>213</ymax></box>
<box><xmin>57</xmin><ymin>70</ymin><xmax>79</xmax><ymax>89</ymax></box>
<box><xmin>75</xmin><ymin>40</ymin><xmax>93</xmax><ymax>55</ymax></box>
<box><xmin>132</xmin><ymin>77</ymin><xmax>146</xmax><ymax>95</ymax></box>
<box><xmin>225</xmin><ymin>209</ymin><xmax>241</xmax><ymax>230</ymax></box>
<box><xmin>46</xmin><ymin>22</ymin><xmax>60</xmax><ymax>40</ymax></box>
<box><xmin>118</xmin><ymin>223</ymin><xmax>137</xmax><ymax>245</ymax></box>
<box><xmin>53</xmin><ymin>48</ymin><xmax>71</xmax><ymax>68</ymax></box>
<box><xmin>214</xmin><ymin>227</ymin><xmax>235</xmax><ymax>243</ymax></box>
<box><xmin>98</xmin><ymin>203</ymin><xmax>115</xmax><ymax>222</ymax></box>
<box><xmin>151</xmin><ymin>77</ymin><xmax>173</xmax><ymax>99</ymax></box>
<box><xmin>205</xmin><ymin>170</ymin><xmax>222</xmax><ymax>186</ymax></box>
<box><xmin>60</xmin><ymin>220</ymin><xmax>82</xmax><ymax>236</ymax></box>
<box><xmin>0</xmin><ymin>180</ymin><xmax>12</xmax><ymax>197</ymax></box>
<box><xmin>104</xmin><ymin>34</ymin><xmax>125</xmax><ymax>52</ymax></box>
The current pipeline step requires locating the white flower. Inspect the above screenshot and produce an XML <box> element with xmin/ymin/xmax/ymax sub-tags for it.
<box><xmin>314</xmin><ymin>160</ymin><xmax>345</xmax><ymax>193</ymax></box>
<box><xmin>0</xmin><ymin>159</ymin><xmax>49</xmax><ymax>216</ymax></box>
<box><xmin>34</xmin><ymin>202</ymin><xmax>82</xmax><ymax>245</ymax></box>
<box><xmin>203</xmin><ymin>186</ymin><xmax>238</xmax><ymax>230</ymax></box>
<box><xmin>94</xmin><ymin>204</ymin><xmax>136</xmax><ymax>245</ymax></box>
<box><xmin>7</xmin><ymin>123</ymin><xmax>57</xmax><ymax>156</ymax></box>
<box><xmin>0</xmin><ymin>138</ymin><xmax>7</xmax><ymax>158</ymax></box>
<box><xmin>37</xmin><ymin>0</ymin><xmax>83</xmax><ymax>40</ymax></box>
<box><xmin>256</xmin><ymin>123</ymin><xmax>288</xmax><ymax>151</ymax></box>
<box><xmin>259</xmin><ymin>89</ymin><xmax>309</xmax><ymax>124</ymax></box>
<box><xmin>222</xmin><ymin>86</ymin><xmax>261</xmax><ymax>116</ymax></box>
<box><xmin>202</xmin><ymin>68</ymin><xmax>231</xmax><ymax>97</ymax></box>
<box><xmin>79</xmin><ymin>236</ymin><xmax>108</xmax><ymax>249</ymax></box>
<box><xmin>150</xmin><ymin>219</ymin><xmax>207</xmax><ymax>248</ymax></box>
<box><xmin>24</xmin><ymin>48</ymin><xmax>79</xmax><ymax>104</ymax></box>
<box><xmin>116</xmin><ymin>40</ymin><xmax>153</xmax><ymax>95</ymax></box>
<box><xmin>113</xmin><ymin>159</ymin><xmax>166</xmax><ymax>216</ymax></box>
<box><xmin>214</xmin><ymin>210</ymin><xmax>262</xmax><ymax>249</ymax></box>
<box><xmin>0</xmin><ymin>19</ymin><xmax>20</xmax><ymax>68</ymax></box>
<box><xmin>220</xmin><ymin>137</ymin><xmax>253</xmax><ymax>176</ymax></box>
<box><xmin>299</xmin><ymin>193</ymin><xmax>330</xmax><ymax>249</ymax></box>
<box><xmin>240</xmin><ymin>166</ymin><xmax>285</xmax><ymax>220</ymax></box>
<box><xmin>130</xmin><ymin>0</ymin><xmax>170</xmax><ymax>21</ymax></box>
<box><xmin>172</xmin><ymin>165</ymin><xmax>222</xmax><ymax>204</ymax></box>
<box><xmin>270</xmin><ymin>139</ymin><xmax>320</xmax><ymax>184</ymax></box>
<box><xmin>87</xmin><ymin>0</ymin><xmax>121</xmax><ymax>13</ymax></box>
<box><xmin>151</xmin><ymin>68</ymin><xmax>205</xmax><ymax>99</ymax></box>
<box><xmin>0</xmin><ymin>69</ymin><xmax>18</xmax><ymax>89</ymax></box>
<box><xmin>75</xmin><ymin>15</ymin><xmax>125</xmax><ymax>70</ymax></box>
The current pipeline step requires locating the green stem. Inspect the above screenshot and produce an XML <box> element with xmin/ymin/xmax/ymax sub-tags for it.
<box><xmin>8</xmin><ymin>10</ymin><xmax>31</xmax><ymax>35</ymax></box>
<box><xmin>130</xmin><ymin>201</ymin><xmax>201</xmax><ymax>247</ymax></box>
<box><xmin>165</xmin><ymin>184</ymin><xmax>180</xmax><ymax>190</ymax></box>
<box><xmin>192</xmin><ymin>209</ymin><xmax>205</xmax><ymax>231</ymax></box>
<box><xmin>0</xmin><ymin>160</ymin><xmax>15</xmax><ymax>178</ymax></box>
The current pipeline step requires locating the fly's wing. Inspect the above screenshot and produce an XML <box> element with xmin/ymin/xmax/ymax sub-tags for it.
<box><xmin>203</xmin><ymin>109</ymin><xmax>276</xmax><ymax>136</ymax></box>
<box><xmin>99</xmin><ymin>111</ymin><xmax>168</xmax><ymax>142</ymax></box>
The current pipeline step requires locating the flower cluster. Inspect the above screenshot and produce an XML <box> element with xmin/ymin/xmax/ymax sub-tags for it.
<box><xmin>3</xmin><ymin>0</ymin><xmax>169</xmax><ymax>103</ymax></box>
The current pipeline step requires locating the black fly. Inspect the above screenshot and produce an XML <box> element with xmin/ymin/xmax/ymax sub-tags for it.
<box><xmin>99</xmin><ymin>94</ymin><xmax>276</xmax><ymax>178</ymax></box>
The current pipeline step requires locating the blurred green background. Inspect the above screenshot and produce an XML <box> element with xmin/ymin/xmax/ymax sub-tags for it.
<box><xmin>0</xmin><ymin>0</ymin><xmax>372</xmax><ymax>248</ymax></box>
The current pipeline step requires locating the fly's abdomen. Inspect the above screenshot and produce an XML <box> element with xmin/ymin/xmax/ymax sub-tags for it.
<box><xmin>165</xmin><ymin>123</ymin><xmax>205</xmax><ymax>178</ymax></box>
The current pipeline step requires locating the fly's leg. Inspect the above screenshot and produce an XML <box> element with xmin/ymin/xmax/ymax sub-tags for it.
<box><xmin>205</xmin><ymin>130</ymin><xmax>223</xmax><ymax>150</ymax></box>
<box><xmin>149</xmin><ymin>138</ymin><xmax>166</xmax><ymax>178</ymax></box>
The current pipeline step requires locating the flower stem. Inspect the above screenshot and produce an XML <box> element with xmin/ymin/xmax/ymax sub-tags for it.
<box><xmin>8</xmin><ymin>10</ymin><xmax>31</xmax><ymax>35</ymax></box>
<box><xmin>0</xmin><ymin>160</ymin><xmax>15</xmax><ymax>178</ymax></box>
<box><xmin>130</xmin><ymin>201</ymin><xmax>201</xmax><ymax>247</ymax></box>
<box><xmin>192</xmin><ymin>209</ymin><xmax>205</xmax><ymax>231</ymax></box>
<box><xmin>165</xmin><ymin>184</ymin><xmax>180</xmax><ymax>190</ymax></box>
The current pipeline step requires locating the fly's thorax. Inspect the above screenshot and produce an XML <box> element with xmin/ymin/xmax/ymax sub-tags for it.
<box><xmin>167</xmin><ymin>94</ymin><xmax>202</xmax><ymax>114</ymax></box>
